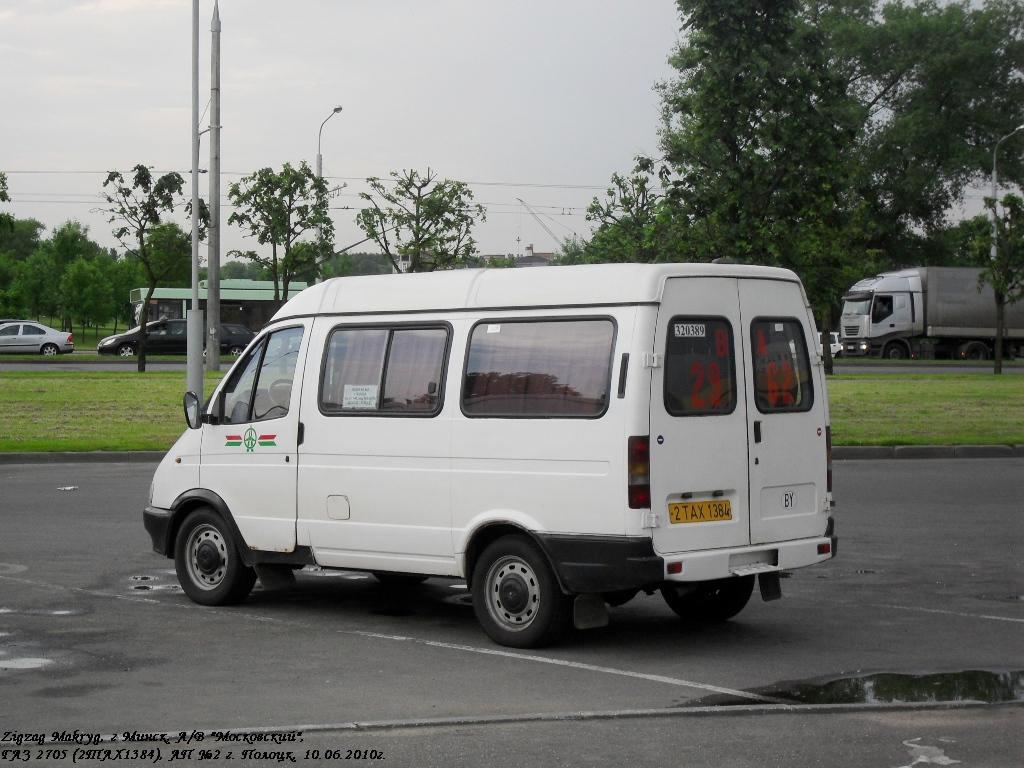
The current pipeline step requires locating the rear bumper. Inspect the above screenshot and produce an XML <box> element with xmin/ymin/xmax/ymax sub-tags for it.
<box><xmin>143</xmin><ymin>505</ymin><xmax>173</xmax><ymax>556</ymax></box>
<box><xmin>534</xmin><ymin>534</ymin><xmax>664</xmax><ymax>593</ymax></box>
<box><xmin>660</xmin><ymin>535</ymin><xmax>834</xmax><ymax>582</ymax></box>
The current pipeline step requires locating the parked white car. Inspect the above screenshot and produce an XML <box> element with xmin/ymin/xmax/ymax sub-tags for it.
<box><xmin>0</xmin><ymin>321</ymin><xmax>74</xmax><ymax>355</ymax></box>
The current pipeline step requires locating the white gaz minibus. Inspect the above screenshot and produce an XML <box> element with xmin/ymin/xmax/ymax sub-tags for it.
<box><xmin>145</xmin><ymin>263</ymin><xmax>836</xmax><ymax>647</ymax></box>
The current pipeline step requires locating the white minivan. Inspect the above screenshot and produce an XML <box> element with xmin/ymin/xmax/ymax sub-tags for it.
<box><xmin>145</xmin><ymin>263</ymin><xmax>836</xmax><ymax>647</ymax></box>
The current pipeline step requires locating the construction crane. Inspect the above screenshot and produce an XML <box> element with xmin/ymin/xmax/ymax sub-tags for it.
<box><xmin>516</xmin><ymin>197</ymin><xmax>562</xmax><ymax>250</ymax></box>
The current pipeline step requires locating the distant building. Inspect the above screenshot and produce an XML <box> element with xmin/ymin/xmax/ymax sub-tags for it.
<box><xmin>480</xmin><ymin>244</ymin><xmax>556</xmax><ymax>268</ymax></box>
<box><xmin>130</xmin><ymin>279</ymin><xmax>307</xmax><ymax>330</ymax></box>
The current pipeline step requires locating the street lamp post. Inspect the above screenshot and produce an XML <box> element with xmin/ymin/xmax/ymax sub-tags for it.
<box><xmin>317</xmin><ymin>106</ymin><xmax>343</xmax><ymax>180</ymax></box>
<box><xmin>990</xmin><ymin>124</ymin><xmax>1024</xmax><ymax>261</ymax></box>
<box><xmin>314</xmin><ymin>106</ymin><xmax>343</xmax><ymax>283</ymax></box>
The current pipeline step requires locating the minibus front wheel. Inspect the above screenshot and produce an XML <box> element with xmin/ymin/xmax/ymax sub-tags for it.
<box><xmin>174</xmin><ymin>507</ymin><xmax>257</xmax><ymax>606</ymax></box>
<box><xmin>471</xmin><ymin>536</ymin><xmax>571</xmax><ymax>648</ymax></box>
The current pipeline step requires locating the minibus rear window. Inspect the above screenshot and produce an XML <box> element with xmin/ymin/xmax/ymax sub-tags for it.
<box><xmin>750</xmin><ymin>318</ymin><xmax>814</xmax><ymax>413</ymax></box>
<box><xmin>462</xmin><ymin>319</ymin><xmax>615</xmax><ymax>418</ymax></box>
<box><xmin>663</xmin><ymin>316</ymin><xmax>736</xmax><ymax>416</ymax></box>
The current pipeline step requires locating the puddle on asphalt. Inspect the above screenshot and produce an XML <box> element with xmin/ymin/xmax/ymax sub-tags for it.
<box><xmin>685</xmin><ymin>670</ymin><xmax>1024</xmax><ymax>707</ymax></box>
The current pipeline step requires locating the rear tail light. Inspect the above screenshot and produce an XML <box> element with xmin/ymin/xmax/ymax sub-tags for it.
<box><xmin>67</xmin><ymin>334</ymin><xmax>73</xmax><ymax>344</ymax></box>
<box><xmin>628</xmin><ymin>435</ymin><xmax>650</xmax><ymax>509</ymax></box>
<box><xmin>825</xmin><ymin>425</ymin><xmax>833</xmax><ymax>493</ymax></box>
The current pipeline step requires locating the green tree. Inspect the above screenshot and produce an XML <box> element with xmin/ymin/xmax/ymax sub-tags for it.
<box><xmin>102</xmin><ymin>165</ymin><xmax>197</xmax><ymax>371</ymax></box>
<box><xmin>829</xmin><ymin>0</ymin><xmax>1024</xmax><ymax>264</ymax></box>
<box><xmin>0</xmin><ymin>217</ymin><xmax>46</xmax><ymax>263</ymax></box>
<box><xmin>220</xmin><ymin>259</ymin><xmax>267</xmax><ymax>281</ymax></box>
<box><xmin>11</xmin><ymin>249</ymin><xmax>60</xmax><ymax>320</ymax></box>
<box><xmin>0</xmin><ymin>172</ymin><xmax>11</xmax><ymax>233</ymax></box>
<box><xmin>355</xmin><ymin>168</ymin><xmax>485</xmax><ymax>273</ymax></box>
<box><xmin>973</xmin><ymin>195</ymin><xmax>1024</xmax><ymax>374</ymax></box>
<box><xmin>60</xmin><ymin>257</ymin><xmax>114</xmax><ymax>340</ymax></box>
<box><xmin>227</xmin><ymin>161</ymin><xmax>333</xmax><ymax>300</ymax></box>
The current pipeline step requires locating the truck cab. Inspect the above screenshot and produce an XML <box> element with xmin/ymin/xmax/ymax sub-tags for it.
<box><xmin>841</xmin><ymin>270</ymin><xmax>923</xmax><ymax>358</ymax></box>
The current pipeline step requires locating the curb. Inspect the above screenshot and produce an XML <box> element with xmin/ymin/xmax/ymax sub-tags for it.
<box><xmin>832</xmin><ymin>445</ymin><xmax>1024</xmax><ymax>460</ymax></box>
<box><xmin>0</xmin><ymin>451</ymin><xmax>166</xmax><ymax>464</ymax></box>
<box><xmin>1</xmin><ymin>447</ymin><xmax>1022</xmax><ymax>464</ymax></box>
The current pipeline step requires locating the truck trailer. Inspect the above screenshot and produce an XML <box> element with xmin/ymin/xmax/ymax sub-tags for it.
<box><xmin>840</xmin><ymin>267</ymin><xmax>1024</xmax><ymax>359</ymax></box>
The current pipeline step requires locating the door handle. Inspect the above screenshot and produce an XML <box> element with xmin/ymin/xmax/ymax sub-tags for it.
<box><xmin>297</xmin><ymin>422</ymin><xmax>305</xmax><ymax>446</ymax></box>
<box><xmin>754</xmin><ymin>420</ymin><xmax>762</xmax><ymax>444</ymax></box>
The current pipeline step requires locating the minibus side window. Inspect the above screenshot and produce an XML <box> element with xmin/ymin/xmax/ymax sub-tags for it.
<box><xmin>750</xmin><ymin>319</ymin><xmax>814</xmax><ymax>413</ymax></box>
<box><xmin>218</xmin><ymin>326</ymin><xmax>304</xmax><ymax>424</ymax></box>
<box><xmin>462</xmin><ymin>319</ymin><xmax>615</xmax><ymax>418</ymax></box>
<box><xmin>663</xmin><ymin>316</ymin><xmax>736</xmax><ymax>416</ymax></box>
<box><xmin>219</xmin><ymin>338</ymin><xmax>266</xmax><ymax>424</ymax></box>
<box><xmin>319</xmin><ymin>325</ymin><xmax>448</xmax><ymax>416</ymax></box>
<box><xmin>250</xmin><ymin>327</ymin><xmax>304</xmax><ymax>421</ymax></box>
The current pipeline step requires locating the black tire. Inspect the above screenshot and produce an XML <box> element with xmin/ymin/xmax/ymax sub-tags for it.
<box><xmin>174</xmin><ymin>507</ymin><xmax>256</xmax><ymax>606</ymax></box>
<box><xmin>117</xmin><ymin>343</ymin><xmax>135</xmax><ymax>358</ymax></box>
<box><xmin>660</xmin><ymin>576</ymin><xmax>755</xmax><ymax>623</ymax></box>
<box><xmin>229</xmin><ymin>345</ymin><xmax>245</xmax><ymax>356</ymax></box>
<box><xmin>882</xmin><ymin>342</ymin><xmax>908</xmax><ymax>360</ymax></box>
<box><xmin>471</xmin><ymin>536</ymin><xmax>570</xmax><ymax>648</ymax></box>
<box><xmin>40</xmin><ymin>343</ymin><xmax>59</xmax><ymax>356</ymax></box>
<box><xmin>372</xmin><ymin>572</ymin><xmax>428</xmax><ymax>587</ymax></box>
<box><xmin>963</xmin><ymin>342</ymin><xmax>989</xmax><ymax>361</ymax></box>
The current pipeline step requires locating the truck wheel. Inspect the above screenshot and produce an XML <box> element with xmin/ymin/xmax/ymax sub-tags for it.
<box><xmin>174</xmin><ymin>507</ymin><xmax>256</xmax><ymax>606</ymax></box>
<box><xmin>962</xmin><ymin>342</ymin><xmax>989</xmax><ymax>361</ymax></box>
<box><xmin>471</xmin><ymin>536</ymin><xmax>570</xmax><ymax>648</ymax></box>
<box><xmin>882</xmin><ymin>342</ymin><xmax>908</xmax><ymax>360</ymax></box>
<box><xmin>660</xmin><ymin>576</ymin><xmax>755</xmax><ymax>622</ymax></box>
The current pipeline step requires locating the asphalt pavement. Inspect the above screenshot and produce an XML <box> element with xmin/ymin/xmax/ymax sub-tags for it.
<box><xmin>0</xmin><ymin>459</ymin><xmax>1021</xmax><ymax>767</ymax></box>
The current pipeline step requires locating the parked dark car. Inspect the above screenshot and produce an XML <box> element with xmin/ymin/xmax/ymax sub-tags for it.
<box><xmin>97</xmin><ymin>319</ymin><xmax>256</xmax><ymax>357</ymax></box>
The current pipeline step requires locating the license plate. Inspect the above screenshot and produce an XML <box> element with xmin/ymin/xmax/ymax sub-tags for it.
<box><xmin>668</xmin><ymin>499</ymin><xmax>732</xmax><ymax>524</ymax></box>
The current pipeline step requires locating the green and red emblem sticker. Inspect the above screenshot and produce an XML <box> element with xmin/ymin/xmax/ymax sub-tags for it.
<box><xmin>225</xmin><ymin>427</ymin><xmax>277</xmax><ymax>452</ymax></box>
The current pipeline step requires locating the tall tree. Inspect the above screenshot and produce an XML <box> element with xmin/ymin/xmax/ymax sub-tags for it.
<box><xmin>355</xmin><ymin>168</ymin><xmax>485</xmax><ymax>273</ymax></box>
<box><xmin>60</xmin><ymin>257</ymin><xmax>114</xmax><ymax>340</ymax></box>
<box><xmin>227</xmin><ymin>161</ymin><xmax>333</xmax><ymax>300</ymax></box>
<box><xmin>974</xmin><ymin>195</ymin><xmax>1024</xmax><ymax>374</ymax></box>
<box><xmin>102</xmin><ymin>165</ymin><xmax>197</xmax><ymax>371</ymax></box>
<box><xmin>0</xmin><ymin>172</ymin><xmax>11</xmax><ymax>233</ymax></box>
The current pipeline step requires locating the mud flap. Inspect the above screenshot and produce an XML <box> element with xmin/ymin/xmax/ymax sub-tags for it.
<box><xmin>573</xmin><ymin>594</ymin><xmax>609</xmax><ymax>630</ymax></box>
<box><xmin>759</xmin><ymin>572</ymin><xmax>782</xmax><ymax>602</ymax></box>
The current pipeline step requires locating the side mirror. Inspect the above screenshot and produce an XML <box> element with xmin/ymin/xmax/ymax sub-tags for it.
<box><xmin>183</xmin><ymin>391</ymin><xmax>202</xmax><ymax>430</ymax></box>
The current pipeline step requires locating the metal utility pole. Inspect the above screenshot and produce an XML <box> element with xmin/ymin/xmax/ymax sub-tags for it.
<box><xmin>187</xmin><ymin>0</ymin><xmax>204</xmax><ymax>396</ymax></box>
<box><xmin>205</xmin><ymin>0</ymin><xmax>222</xmax><ymax>372</ymax></box>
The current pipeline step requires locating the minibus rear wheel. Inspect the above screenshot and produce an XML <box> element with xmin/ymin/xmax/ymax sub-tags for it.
<box><xmin>660</xmin><ymin>575</ymin><xmax>754</xmax><ymax>623</ymax></box>
<box><xmin>174</xmin><ymin>507</ymin><xmax>257</xmax><ymax>605</ymax></box>
<box><xmin>471</xmin><ymin>536</ymin><xmax>570</xmax><ymax>648</ymax></box>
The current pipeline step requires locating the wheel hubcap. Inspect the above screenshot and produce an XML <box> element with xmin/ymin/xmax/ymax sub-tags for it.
<box><xmin>185</xmin><ymin>524</ymin><xmax>228</xmax><ymax>590</ymax></box>
<box><xmin>485</xmin><ymin>556</ymin><xmax>540</xmax><ymax>631</ymax></box>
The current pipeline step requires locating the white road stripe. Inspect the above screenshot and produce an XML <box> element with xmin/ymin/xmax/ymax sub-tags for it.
<box><xmin>872</xmin><ymin>603</ymin><xmax>1024</xmax><ymax>624</ymax></box>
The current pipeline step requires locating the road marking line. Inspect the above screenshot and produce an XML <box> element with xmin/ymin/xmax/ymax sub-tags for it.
<box><xmin>871</xmin><ymin>603</ymin><xmax>1024</xmax><ymax>625</ymax></box>
<box><xmin>419</xmin><ymin>639</ymin><xmax>779</xmax><ymax>703</ymax></box>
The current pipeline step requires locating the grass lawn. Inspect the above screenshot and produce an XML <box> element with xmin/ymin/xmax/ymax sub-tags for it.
<box><xmin>0</xmin><ymin>371</ymin><xmax>222</xmax><ymax>452</ymax></box>
<box><xmin>826</xmin><ymin>373</ymin><xmax>1024</xmax><ymax>446</ymax></box>
<box><xmin>0</xmin><ymin>371</ymin><xmax>1021</xmax><ymax>452</ymax></box>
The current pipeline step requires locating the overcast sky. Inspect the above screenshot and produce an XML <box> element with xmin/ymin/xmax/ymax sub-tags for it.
<box><xmin>1</xmin><ymin>0</ymin><xmax>683</xmax><ymax>263</ymax></box>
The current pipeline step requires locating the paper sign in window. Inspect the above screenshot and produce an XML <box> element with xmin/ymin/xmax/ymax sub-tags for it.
<box><xmin>342</xmin><ymin>384</ymin><xmax>378</xmax><ymax>409</ymax></box>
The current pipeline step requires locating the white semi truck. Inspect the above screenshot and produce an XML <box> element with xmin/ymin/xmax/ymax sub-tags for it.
<box><xmin>840</xmin><ymin>267</ymin><xmax>1024</xmax><ymax>360</ymax></box>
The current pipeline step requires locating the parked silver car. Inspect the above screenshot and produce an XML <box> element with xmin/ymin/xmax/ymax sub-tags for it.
<box><xmin>0</xmin><ymin>321</ymin><xmax>75</xmax><ymax>355</ymax></box>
